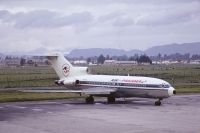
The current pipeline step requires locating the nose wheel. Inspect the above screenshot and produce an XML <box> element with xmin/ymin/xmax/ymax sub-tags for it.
<box><xmin>155</xmin><ymin>99</ymin><xmax>162</xmax><ymax>106</ymax></box>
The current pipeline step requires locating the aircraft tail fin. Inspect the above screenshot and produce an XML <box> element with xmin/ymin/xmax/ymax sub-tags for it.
<box><xmin>45</xmin><ymin>53</ymin><xmax>88</xmax><ymax>80</ymax></box>
<box><xmin>45</xmin><ymin>53</ymin><xmax>73</xmax><ymax>79</ymax></box>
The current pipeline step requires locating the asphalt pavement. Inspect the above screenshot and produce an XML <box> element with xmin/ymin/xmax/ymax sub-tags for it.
<box><xmin>0</xmin><ymin>95</ymin><xmax>200</xmax><ymax>133</ymax></box>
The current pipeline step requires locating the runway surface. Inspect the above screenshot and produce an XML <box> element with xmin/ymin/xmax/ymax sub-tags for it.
<box><xmin>0</xmin><ymin>95</ymin><xmax>200</xmax><ymax>133</ymax></box>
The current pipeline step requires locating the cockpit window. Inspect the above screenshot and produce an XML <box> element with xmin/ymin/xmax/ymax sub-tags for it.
<box><xmin>161</xmin><ymin>84</ymin><xmax>170</xmax><ymax>88</ymax></box>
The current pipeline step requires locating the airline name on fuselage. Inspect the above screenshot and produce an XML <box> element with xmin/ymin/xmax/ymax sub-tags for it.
<box><xmin>111</xmin><ymin>79</ymin><xmax>147</xmax><ymax>83</ymax></box>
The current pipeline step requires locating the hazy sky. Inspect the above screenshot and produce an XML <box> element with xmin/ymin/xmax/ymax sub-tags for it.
<box><xmin>0</xmin><ymin>0</ymin><xmax>200</xmax><ymax>54</ymax></box>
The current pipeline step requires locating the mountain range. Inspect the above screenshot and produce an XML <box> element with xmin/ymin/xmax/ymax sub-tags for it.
<box><xmin>145</xmin><ymin>42</ymin><xmax>200</xmax><ymax>56</ymax></box>
<box><xmin>68</xmin><ymin>48</ymin><xmax>143</xmax><ymax>58</ymax></box>
<box><xmin>67</xmin><ymin>42</ymin><xmax>200</xmax><ymax>58</ymax></box>
<box><xmin>1</xmin><ymin>42</ymin><xmax>200</xmax><ymax>57</ymax></box>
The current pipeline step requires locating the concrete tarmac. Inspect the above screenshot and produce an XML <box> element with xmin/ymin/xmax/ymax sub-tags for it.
<box><xmin>0</xmin><ymin>95</ymin><xmax>200</xmax><ymax>133</ymax></box>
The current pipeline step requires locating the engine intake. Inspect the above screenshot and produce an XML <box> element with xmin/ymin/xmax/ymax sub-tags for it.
<box><xmin>54</xmin><ymin>80</ymin><xmax>64</xmax><ymax>86</ymax></box>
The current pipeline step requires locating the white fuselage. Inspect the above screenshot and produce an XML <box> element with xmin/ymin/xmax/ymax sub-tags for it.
<box><xmin>64</xmin><ymin>74</ymin><xmax>175</xmax><ymax>99</ymax></box>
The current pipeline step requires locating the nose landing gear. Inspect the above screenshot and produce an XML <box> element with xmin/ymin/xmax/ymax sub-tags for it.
<box><xmin>155</xmin><ymin>99</ymin><xmax>162</xmax><ymax>106</ymax></box>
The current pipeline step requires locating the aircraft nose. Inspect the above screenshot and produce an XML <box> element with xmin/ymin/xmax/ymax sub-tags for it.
<box><xmin>168</xmin><ymin>87</ymin><xmax>176</xmax><ymax>96</ymax></box>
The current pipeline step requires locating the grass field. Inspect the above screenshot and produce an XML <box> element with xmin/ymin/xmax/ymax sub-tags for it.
<box><xmin>0</xmin><ymin>66</ymin><xmax>57</xmax><ymax>88</ymax></box>
<box><xmin>0</xmin><ymin>92</ymin><xmax>79</xmax><ymax>103</ymax></box>
<box><xmin>0</xmin><ymin>64</ymin><xmax>199</xmax><ymax>102</ymax></box>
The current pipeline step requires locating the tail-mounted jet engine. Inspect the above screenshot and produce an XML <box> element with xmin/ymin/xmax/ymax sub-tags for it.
<box><xmin>55</xmin><ymin>80</ymin><xmax>80</xmax><ymax>86</ymax></box>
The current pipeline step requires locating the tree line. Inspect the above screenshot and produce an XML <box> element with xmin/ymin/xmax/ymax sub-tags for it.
<box><xmin>151</xmin><ymin>53</ymin><xmax>200</xmax><ymax>61</ymax></box>
<box><xmin>85</xmin><ymin>53</ymin><xmax>200</xmax><ymax>64</ymax></box>
<box><xmin>89</xmin><ymin>54</ymin><xmax>152</xmax><ymax>64</ymax></box>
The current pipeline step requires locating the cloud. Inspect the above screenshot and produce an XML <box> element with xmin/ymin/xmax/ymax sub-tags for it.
<box><xmin>113</xmin><ymin>17</ymin><xmax>134</xmax><ymax>27</ymax></box>
<box><xmin>135</xmin><ymin>2</ymin><xmax>200</xmax><ymax>26</ymax></box>
<box><xmin>98</xmin><ymin>12</ymin><xmax>124</xmax><ymax>23</ymax></box>
<box><xmin>0</xmin><ymin>10</ymin><xmax>93</xmax><ymax>29</ymax></box>
<box><xmin>0</xmin><ymin>10</ymin><xmax>9</xmax><ymax>18</ymax></box>
<box><xmin>0</xmin><ymin>0</ymin><xmax>200</xmax><ymax>54</ymax></box>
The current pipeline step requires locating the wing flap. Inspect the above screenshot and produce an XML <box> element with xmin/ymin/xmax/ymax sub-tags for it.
<box><xmin>82</xmin><ymin>87</ymin><xmax>116</xmax><ymax>95</ymax></box>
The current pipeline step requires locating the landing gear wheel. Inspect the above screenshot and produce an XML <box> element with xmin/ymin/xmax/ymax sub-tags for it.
<box><xmin>85</xmin><ymin>96</ymin><xmax>94</xmax><ymax>104</ymax></box>
<box><xmin>107</xmin><ymin>96</ymin><xmax>115</xmax><ymax>104</ymax></box>
<box><xmin>155</xmin><ymin>100</ymin><xmax>161</xmax><ymax>106</ymax></box>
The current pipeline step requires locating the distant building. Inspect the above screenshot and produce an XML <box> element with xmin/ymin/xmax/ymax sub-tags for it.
<box><xmin>28</xmin><ymin>56</ymin><xmax>50</xmax><ymax>66</ymax></box>
<box><xmin>140</xmin><ymin>62</ymin><xmax>151</xmax><ymax>65</ymax></box>
<box><xmin>0</xmin><ymin>56</ymin><xmax>5</xmax><ymax>66</ymax></box>
<box><xmin>5</xmin><ymin>58</ymin><xmax>21</xmax><ymax>66</ymax></box>
<box><xmin>115</xmin><ymin>61</ymin><xmax>137</xmax><ymax>65</ymax></box>
<box><xmin>104</xmin><ymin>60</ymin><xmax>116</xmax><ymax>65</ymax></box>
<box><xmin>104</xmin><ymin>60</ymin><xmax>137</xmax><ymax>65</ymax></box>
<box><xmin>73</xmin><ymin>60</ymin><xmax>87</xmax><ymax>65</ymax></box>
<box><xmin>190</xmin><ymin>60</ymin><xmax>200</xmax><ymax>64</ymax></box>
<box><xmin>32</xmin><ymin>58</ymin><xmax>49</xmax><ymax>66</ymax></box>
<box><xmin>152</xmin><ymin>61</ymin><xmax>162</xmax><ymax>64</ymax></box>
<box><xmin>153</xmin><ymin>60</ymin><xmax>191</xmax><ymax>65</ymax></box>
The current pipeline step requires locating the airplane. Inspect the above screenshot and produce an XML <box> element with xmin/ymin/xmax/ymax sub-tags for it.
<box><xmin>26</xmin><ymin>53</ymin><xmax>176</xmax><ymax>106</ymax></box>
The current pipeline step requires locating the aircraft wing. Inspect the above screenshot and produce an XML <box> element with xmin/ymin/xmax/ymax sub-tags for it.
<box><xmin>20</xmin><ymin>87</ymin><xmax>117</xmax><ymax>95</ymax></box>
<box><xmin>20</xmin><ymin>89</ymin><xmax>82</xmax><ymax>93</ymax></box>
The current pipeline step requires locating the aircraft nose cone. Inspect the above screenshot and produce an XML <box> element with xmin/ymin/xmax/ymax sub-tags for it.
<box><xmin>168</xmin><ymin>87</ymin><xmax>176</xmax><ymax>96</ymax></box>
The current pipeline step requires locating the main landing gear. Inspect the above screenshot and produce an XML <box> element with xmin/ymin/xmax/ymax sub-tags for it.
<box><xmin>85</xmin><ymin>96</ymin><xmax>94</xmax><ymax>104</ymax></box>
<box><xmin>107</xmin><ymin>96</ymin><xmax>115</xmax><ymax>104</ymax></box>
<box><xmin>155</xmin><ymin>99</ymin><xmax>162</xmax><ymax>106</ymax></box>
<box><xmin>85</xmin><ymin>95</ymin><xmax>116</xmax><ymax>104</ymax></box>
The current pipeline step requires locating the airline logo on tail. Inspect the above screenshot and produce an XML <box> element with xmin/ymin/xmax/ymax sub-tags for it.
<box><xmin>62</xmin><ymin>63</ymin><xmax>70</xmax><ymax>76</ymax></box>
